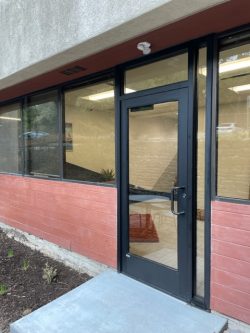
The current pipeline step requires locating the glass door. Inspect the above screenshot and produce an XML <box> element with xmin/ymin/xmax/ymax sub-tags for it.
<box><xmin>120</xmin><ymin>88</ymin><xmax>192</xmax><ymax>300</ymax></box>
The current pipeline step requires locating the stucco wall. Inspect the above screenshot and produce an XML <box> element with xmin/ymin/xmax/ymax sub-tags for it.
<box><xmin>0</xmin><ymin>0</ymin><xmax>226</xmax><ymax>90</ymax></box>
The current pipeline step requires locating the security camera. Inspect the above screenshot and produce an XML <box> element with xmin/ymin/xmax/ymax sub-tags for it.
<box><xmin>137</xmin><ymin>42</ymin><xmax>151</xmax><ymax>55</ymax></box>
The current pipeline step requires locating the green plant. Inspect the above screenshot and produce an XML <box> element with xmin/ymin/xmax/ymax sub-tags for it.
<box><xmin>100</xmin><ymin>168</ymin><xmax>115</xmax><ymax>182</ymax></box>
<box><xmin>21</xmin><ymin>259</ymin><xmax>30</xmax><ymax>271</ymax></box>
<box><xmin>0</xmin><ymin>283</ymin><xmax>8</xmax><ymax>296</ymax></box>
<box><xmin>42</xmin><ymin>262</ymin><xmax>58</xmax><ymax>284</ymax></box>
<box><xmin>7</xmin><ymin>248</ymin><xmax>14</xmax><ymax>258</ymax></box>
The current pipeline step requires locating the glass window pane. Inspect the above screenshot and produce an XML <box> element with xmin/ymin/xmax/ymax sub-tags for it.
<box><xmin>217</xmin><ymin>41</ymin><xmax>250</xmax><ymax>200</ymax></box>
<box><xmin>24</xmin><ymin>91</ymin><xmax>60</xmax><ymax>177</ymax></box>
<box><xmin>125</xmin><ymin>52</ymin><xmax>188</xmax><ymax>93</ymax></box>
<box><xmin>64</xmin><ymin>79</ymin><xmax>115</xmax><ymax>183</ymax></box>
<box><xmin>196</xmin><ymin>47</ymin><xmax>207</xmax><ymax>297</ymax></box>
<box><xmin>129</xmin><ymin>102</ymin><xmax>178</xmax><ymax>269</ymax></box>
<box><xmin>0</xmin><ymin>103</ymin><xmax>22</xmax><ymax>173</ymax></box>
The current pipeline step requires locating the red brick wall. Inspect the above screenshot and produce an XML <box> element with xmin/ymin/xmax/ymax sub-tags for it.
<box><xmin>211</xmin><ymin>201</ymin><xmax>250</xmax><ymax>324</ymax></box>
<box><xmin>0</xmin><ymin>174</ymin><xmax>117</xmax><ymax>267</ymax></box>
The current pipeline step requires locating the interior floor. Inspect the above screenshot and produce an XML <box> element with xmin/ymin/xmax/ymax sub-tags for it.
<box><xmin>129</xmin><ymin>198</ymin><xmax>204</xmax><ymax>295</ymax></box>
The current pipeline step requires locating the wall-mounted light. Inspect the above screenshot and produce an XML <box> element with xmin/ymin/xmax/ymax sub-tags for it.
<box><xmin>137</xmin><ymin>42</ymin><xmax>151</xmax><ymax>55</ymax></box>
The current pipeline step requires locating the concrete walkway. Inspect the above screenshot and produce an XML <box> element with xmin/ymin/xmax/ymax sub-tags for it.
<box><xmin>10</xmin><ymin>270</ymin><xmax>227</xmax><ymax>333</ymax></box>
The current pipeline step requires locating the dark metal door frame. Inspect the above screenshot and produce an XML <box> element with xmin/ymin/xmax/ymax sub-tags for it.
<box><xmin>119</xmin><ymin>86</ymin><xmax>193</xmax><ymax>301</ymax></box>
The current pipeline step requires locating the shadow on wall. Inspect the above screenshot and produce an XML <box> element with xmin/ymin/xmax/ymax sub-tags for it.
<box><xmin>64</xmin><ymin>162</ymin><xmax>116</xmax><ymax>184</ymax></box>
<box><xmin>64</xmin><ymin>162</ymin><xmax>104</xmax><ymax>182</ymax></box>
<box><xmin>153</xmin><ymin>153</ymin><xmax>177</xmax><ymax>192</ymax></box>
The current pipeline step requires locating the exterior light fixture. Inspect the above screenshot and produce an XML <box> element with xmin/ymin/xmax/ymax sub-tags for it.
<box><xmin>137</xmin><ymin>42</ymin><xmax>151</xmax><ymax>55</ymax></box>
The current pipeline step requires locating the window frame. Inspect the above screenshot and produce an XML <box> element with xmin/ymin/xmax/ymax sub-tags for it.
<box><xmin>0</xmin><ymin>100</ymin><xmax>23</xmax><ymax>175</ymax></box>
<box><xmin>0</xmin><ymin>71</ymin><xmax>117</xmax><ymax>188</ymax></box>
<box><xmin>124</xmin><ymin>48</ymin><xmax>189</xmax><ymax>95</ymax></box>
<box><xmin>214</xmin><ymin>29</ymin><xmax>250</xmax><ymax>205</ymax></box>
<box><xmin>23</xmin><ymin>90</ymin><xmax>61</xmax><ymax>178</ymax></box>
<box><xmin>62</xmin><ymin>76</ymin><xmax>116</xmax><ymax>184</ymax></box>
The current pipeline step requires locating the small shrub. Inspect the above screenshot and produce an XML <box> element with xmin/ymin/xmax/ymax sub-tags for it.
<box><xmin>21</xmin><ymin>259</ymin><xmax>30</xmax><ymax>271</ymax></box>
<box><xmin>7</xmin><ymin>248</ymin><xmax>14</xmax><ymax>258</ymax></box>
<box><xmin>42</xmin><ymin>262</ymin><xmax>58</xmax><ymax>284</ymax></box>
<box><xmin>0</xmin><ymin>283</ymin><xmax>8</xmax><ymax>296</ymax></box>
<box><xmin>100</xmin><ymin>168</ymin><xmax>115</xmax><ymax>181</ymax></box>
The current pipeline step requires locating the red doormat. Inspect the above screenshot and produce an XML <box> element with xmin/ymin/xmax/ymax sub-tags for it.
<box><xmin>129</xmin><ymin>214</ymin><xmax>159</xmax><ymax>243</ymax></box>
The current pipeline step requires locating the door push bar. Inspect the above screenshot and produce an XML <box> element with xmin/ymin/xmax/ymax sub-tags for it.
<box><xmin>171</xmin><ymin>186</ymin><xmax>185</xmax><ymax>216</ymax></box>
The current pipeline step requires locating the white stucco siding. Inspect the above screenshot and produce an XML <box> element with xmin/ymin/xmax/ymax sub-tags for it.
<box><xmin>0</xmin><ymin>0</ymin><xmax>227</xmax><ymax>89</ymax></box>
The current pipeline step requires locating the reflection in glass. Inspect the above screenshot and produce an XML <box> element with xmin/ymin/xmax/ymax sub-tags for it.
<box><xmin>129</xmin><ymin>102</ymin><xmax>178</xmax><ymax>269</ymax></box>
<box><xmin>217</xmin><ymin>42</ymin><xmax>250</xmax><ymax>200</ymax></box>
<box><xmin>64</xmin><ymin>79</ymin><xmax>115</xmax><ymax>183</ymax></box>
<box><xmin>24</xmin><ymin>91</ymin><xmax>59</xmax><ymax>177</ymax></box>
<box><xmin>196</xmin><ymin>47</ymin><xmax>207</xmax><ymax>297</ymax></box>
<box><xmin>0</xmin><ymin>103</ymin><xmax>22</xmax><ymax>174</ymax></box>
<box><xmin>125</xmin><ymin>52</ymin><xmax>188</xmax><ymax>93</ymax></box>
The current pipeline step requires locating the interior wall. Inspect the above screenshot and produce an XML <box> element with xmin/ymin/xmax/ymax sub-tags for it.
<box><xmin>128</xmin><ymin>103</ymin><xmax>207</xmax><ymax>207</ymax></box>
<box><xmin>217</xmin><ymin>100</ymin><xmax>250</xmax><ymax>200</ymax></box>
<box><xmin>65</xmin><ymin>105</ymin><xmax>115</xmax><ymax>174</ymax></box>
<box><xmin>129</xmin><ymin>105</ymin><xmax>177</xmax><ymax>193</ymax></box>
<box><xmin>63</xmin><ymin>55</ymin><xmax>187</xmax><ymax>184</ymax></box>
<box><xmin>128</xmin><ymin>99</ymin><xmax>250</xmax><ymax>201</ymax></box>
<box><xmin>128</xmin><ymin>104</ymin><xmax>207</xmax><ymax>201</ymax></box>
<box><xmin>197</xmin><ymin>101</ymin><xmax>250</xmax><ymax>206</ymax></box>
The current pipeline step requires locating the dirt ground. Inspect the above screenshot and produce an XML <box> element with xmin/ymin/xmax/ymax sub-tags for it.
<box><xmin>0</xmin><ymin>229</ymin><xmax>91</xmax><ymax>333</ymax></box>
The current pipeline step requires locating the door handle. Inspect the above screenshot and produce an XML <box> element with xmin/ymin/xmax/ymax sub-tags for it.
<box><xmin>170</xmin><ymin>186</ymin><xmax>185</xmax><ymax>216</ymax></box>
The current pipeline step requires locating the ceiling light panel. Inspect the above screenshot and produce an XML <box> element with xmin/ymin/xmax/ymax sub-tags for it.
<box><xmin>228</xmin><ymin>84</ymin><xmax>250</xmax><ymax>93</ymax></box>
